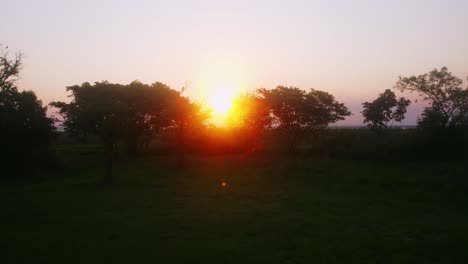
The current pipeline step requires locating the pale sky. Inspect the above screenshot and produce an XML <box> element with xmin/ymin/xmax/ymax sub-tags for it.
<box><xmin>3</xmin><ymin>0</ymin><xmax>468</xmax><ymax>125</ymax></box>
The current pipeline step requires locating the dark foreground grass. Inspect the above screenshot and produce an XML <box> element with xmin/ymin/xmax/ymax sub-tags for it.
<box><xmin>2</xmin><ymin>146</ymin><xmax>468</xmax><ymax>263</ymax></box>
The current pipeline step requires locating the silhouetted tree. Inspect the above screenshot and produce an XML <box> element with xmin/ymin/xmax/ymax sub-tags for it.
<box><xmin>51</xmin><ymin>81</ymin><xmax>178</xmax><ymax>184</ymax></box>
<box><xmin>362</xmin><ymin>89</ymin><xmax>411</xmax><ymax>130</ymax></box>
<box><xmin>303</xmin><ymin>89</ymin><xmax>351</xmax><ymax>131</ymax></box>
<box><xmin>169</xmin><ymin>91</ymin><xmax>211</xmax><ymax>165</ymax></box>
<box><xmin>229</xmin><ymin>92</ymin><xmax>272</xmax><ymax>153</ymax></box>
<box><xmin>258</xmin><ymin>86</ymin><xmax>306</xmax><ymax>151</ymax></box>
<box><xmin>260</xmin><ymin>86</ymin><xmax>350</xmax><ymax>152</ymax></box>
<box><xmin>120</xmin><ymin>81</ymin><xmax>176</xmax><ymax>154</ymax></box>
<box><xmin>395</xmin><ymin>67</ymin><xmax>468</xmax><ymax>128</ymax></box>
<box><xmin>51</xmin><ymin>82</ymin><xmax>125</xmax><ymax>184</ymax></box>
<box><xmin>0</xmin><ymin>45</ymin><xmax>21</xmax><ymax>89</ymax></box>
<box><xmin>0</xmin><ymin>45</ymin><xmax>54</xmax><ymax>171</ymax></box>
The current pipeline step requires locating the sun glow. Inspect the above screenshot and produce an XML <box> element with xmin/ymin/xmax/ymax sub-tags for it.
<box><xmin>206</xmin><ymin>85</ymin><xmax>235</xmax><ymax>116</ymax></box>
<box><xmin>192</xmin><ymin>59</ymin><xmax>251</xmax><ymax>126</ymax></box>
<box><xmin>198</xmin><ymin>77</ymin><xmax>243</xmax><ymax>126</ymax></box>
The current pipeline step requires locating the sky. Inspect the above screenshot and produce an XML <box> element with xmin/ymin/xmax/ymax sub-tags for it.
<box><xmin>3</xmin><ymin>0</ymin><xmax>468</xmax><ymax>125</ymax></box>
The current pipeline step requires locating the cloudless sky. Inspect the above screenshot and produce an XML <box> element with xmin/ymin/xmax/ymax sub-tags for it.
<box><xmin>3</xmin><ymin>0</ymin><xmax>468</xmax><ymax>125</ymax></box>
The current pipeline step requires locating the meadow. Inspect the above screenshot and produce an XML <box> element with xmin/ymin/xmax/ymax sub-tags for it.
<box><xmin>2</xmin><ymin>144</ymin><xmax>468</xmax><ymax>264</ymax></box>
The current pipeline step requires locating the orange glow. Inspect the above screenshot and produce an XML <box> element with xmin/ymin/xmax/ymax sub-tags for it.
<box><xmin>202</xmin><ymin>81</ymin><xmax>240</xmax><ymax>126</ymax></box>
<box><xmin>221</xmin><ymin>181</ymin><xmax>228</xmax><ymax>187</ymax></box>
<box><xmin>192</xmin><ymin>60</ymin><xmax>251</xmax><ymax>126</ymax></box>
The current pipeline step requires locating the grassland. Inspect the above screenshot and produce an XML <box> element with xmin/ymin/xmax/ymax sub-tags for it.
<box><xmin>2</xmin><ymin>144</ymin><xmax>468</xmax><ymax>263</ymax></box>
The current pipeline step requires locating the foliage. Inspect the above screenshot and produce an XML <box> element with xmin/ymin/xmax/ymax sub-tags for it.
<box><xmin>230</xmin><ymin>92</ymin><xmax>272</xmax><ymax>131</ymax></box>
<box><xmin>169</xmin><ymin>93</ymin><xmax>211</xmax><ymax>136</ymax></box>
<box><xmin>258</xmin><ymin>86</ymin><xmax>351</xmax><ymax>150</ymax></box>
<box><xmin>228</xmin><ymin>92</ymin><xmax>272</xmax><ymax>153</ymax></box>
<box><xmin>168</xmin><ymin>92</ymin><xmax>211</xmax><ymax>163</ymax></box>
<box><xmin>120</xmin><ymin>81</ymin><xmax>178</xmax><ymax>153</ymax></box>
<box><xmin>303</xmin><ymin>89</ymin><xmax>351</xmax><ymax>129</ymax></box>
<box><xmin>0</xmin><ymin>45</ymin><xmax>54</xmax><ymax>168</ymax></box>
<box><xmin>0</xmin><ymin>45</ymin><xmax>22</xmax><ymax>89</ymax></box>
<box><xmin>51</xmin><ymin>81</ymin><xmax>211</xmax><ymax>180</ymax></box>
<box><xmin>362</xmin><ymin>89</ymin><xmax>411</xmax><ymax>130</ymax></box>
<box><xmin>395</xmin><ymin>67</ymin><xmax>468</xmax><ymax>128</ymax></box>
<box><xmin>51</xmin><ymin>81</ymin><xmax>177</xmax><ymax>150</ymax></box>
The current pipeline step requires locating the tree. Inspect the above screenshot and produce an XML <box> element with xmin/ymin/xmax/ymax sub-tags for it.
<box><xmin>302</xmin><ymin>89</ymin><xmax>351</xmax><ymax>131</ymax></box>
<box><xmin>51</xmin><ymin>82</ymin><xmax>126</xmax><ymax>184</ymax></box>
<box><xmin>395</xmin><ymin>67</ymin><xmax>468</xmax><ymax>128</ymax></box>
<box><xmin>168</xmin><ymin>91</ymin><xmax>211</xmax><ymax>165</ymax></box>
<box><xmin>0</xmin><ymin>45</ymin><xmax>21</xmax><ymax>89</ymax></box>
<box><xmin>51</xmin><ymin>81</ymin><xmax>177</xmax><ymax>184</ymax></box>
<box><xmin>120</xmin><ymin>81</ymin><xmax>175</xmax><ymax>154</ymax></box>
<box><xmin>0</xmin><ymin>45</ymin><xmax>54</xmax><ymax>171</ymax></box>
<box><xmin>258</xmin><ymin>86</ymin><xmax>306</xmax><ymax>151</ymax></box>
<box><xmin>362</xmin><ymin>89</ymin><xmax>411</xmax><ymax>130</ymax></box>
<box><xmin>260</xmin><ymin>86</ymin><xmax>350</xmax><ymax>151</ymax></box>
<box><xmin>228</xmin><ymin>92</ymin><xmax>272</xmax><ymax>153</ymax></box>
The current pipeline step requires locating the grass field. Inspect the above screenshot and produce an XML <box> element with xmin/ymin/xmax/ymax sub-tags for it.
<box><xmin>2</xmin><ymin>145</ymin><xmax>468</xmax><ymax>263</ymax></box>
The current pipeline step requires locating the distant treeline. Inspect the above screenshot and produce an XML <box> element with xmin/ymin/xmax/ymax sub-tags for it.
<box><xmin>2</xmin><ymin>46</ymin><xmax>468</xmax><ymax>181</ymax></box>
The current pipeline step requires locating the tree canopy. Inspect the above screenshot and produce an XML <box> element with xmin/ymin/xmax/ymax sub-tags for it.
<box><xmin>258</xmin><ymin>86</ymin><xmax>351</xmax><ymax>150</ymax></box>
<box><xmin>229</xmin><ymin>92</ymin><xmax>272</xmax><ymax>131</ymax></box>
<box><xmin>51</xmin><ymin>81</ymin><xmax>181</xmax><ymax>149</ymax></box>
<box><xmin>395</xmin><ymin>67</ymin><xmax>468</xmax><ymax>128</ymax></box>
<box><xmin>362</xmin><ymin>89</ymin><xmax>411</xmax><ymax>130</ymax></box>
<box><xmin>0</xmin><ymin>45</ymin><xmax>54</xmax><ymax>155</ymax></box>
<box><xmin>51</xmin><ymin>81</ymin><xmax>211</xmax><ymax>182</ymax></box>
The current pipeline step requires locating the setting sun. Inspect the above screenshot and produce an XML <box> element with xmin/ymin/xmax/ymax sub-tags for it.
<box><xmin>191</xmin><ymin>59</ymin><xmax>251</xmax><ymax>126</ymax></box>
<box><xmin>206</xmin><ymin>86</ymin><xmax>235</xmax><ymax>116</ymax></box>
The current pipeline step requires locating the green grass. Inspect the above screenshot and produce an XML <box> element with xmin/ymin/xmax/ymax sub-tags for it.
<box><xmin>2</xmin><ymin>146</ymin><xmax>468</xmax><ymax>263</ymax></box>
